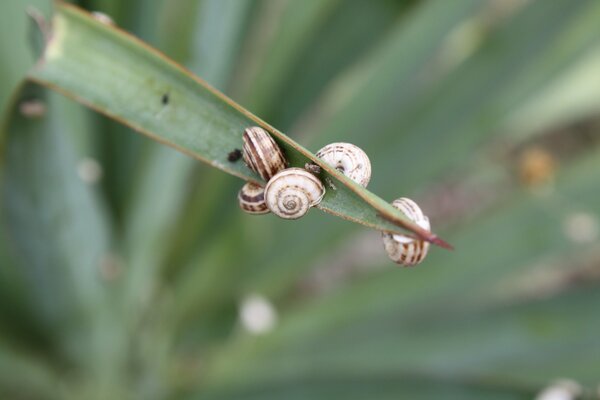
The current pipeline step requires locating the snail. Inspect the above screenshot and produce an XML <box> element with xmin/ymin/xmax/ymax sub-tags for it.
<box><xmin>382</xmin><ymin>197</ymin><xmax>430</xmax><ymax>266</ymax></box>
<box><xmin>238</xmin><ymin>182</ymin><xmax>269</xmax><ymax>215</ymax></box>
<box><xmin>264</xmin><ymin>168</ymin><xmax>325</xmax><ymax>220</ymax></box>
<box><xmin>315</xmin><ymin>142</ymin><xmax>371</xmax><ymax>187</ymax></box>
<box><xmin>242</xmin><ymin>126</ymin><xmax>288</xmax><ymax>181</ymax></box>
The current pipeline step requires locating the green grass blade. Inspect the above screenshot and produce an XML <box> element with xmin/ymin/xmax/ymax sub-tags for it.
<box><xmin>0</xmin><ymin>0</ymin><xmax>51</xmax><ymax>114</ymax></box>
<box><xmin>199</xmin><ymin>285</ymin><xmax>600</xmax><ymax>398</ymax></box>
<box><xmin>233</xmin><ymin>0</ymin><xmax>342</xmax><ymax>116</ymax></box>
<box><xmin>28</xmin><ymin>3</ymin><xmax>449</xmax><ymax>245</ymax></box>
<box><xmin>239</xmin><ymin>0</ymin><xmax>418</xmax><ymax>130</ymax></box>
<box><xmin>1</xmin><ymin>83</ymin><xmax>128</xmax><ymax>395</ymax></box>
<box><xmin>193</xmin><ymin>375</ymin><xmax>532</xmax><ymax>400</ymax></box>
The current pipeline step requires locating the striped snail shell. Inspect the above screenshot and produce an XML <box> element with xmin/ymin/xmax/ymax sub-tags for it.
<box><xmin>315</xmin><ymin>142</ymin><xmax>371</xmax><ymax>187</ymax></box>
<box><xmin>238</xmin><ymin>182</ymin><xmax>269</xmax><ymax>215</ymax></box>
<box><xmin>242</xmin><ymin>126</ymin><xmax>288</xmax><ymax>181</ymax></box>
<box><xmin>264</xmin><ymin>168</ymin><xmax>325</xmax><ymax>220</ymax></box>
<box><xmin>382</xmin><ymin>197</ymin><xmax>431</xmax><ymax>266</ymax></box>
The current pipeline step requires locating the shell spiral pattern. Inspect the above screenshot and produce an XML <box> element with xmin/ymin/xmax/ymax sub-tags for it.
<box><xmin>382</xmin><ymin>197</ymin><xmax>430</xmax><ymax>266</ymax></box>
<box><xmin>238</xmin><ymin>182</ymin><xmax>269</xmax><ymax>215</ymax></box>
<box><xmin>242</xmin><ymin>127</ymin><xmax>288</xmax><ymax>181</ymax></box>
<box><xmin>264</xmin><ymin>168</ymin><xmax>325</xmax><ymax>220</ymax></box>
<box><xmin>315</xmin><ymin>142</ymin><xmax>371</xmax><ymax>187</ymax></box>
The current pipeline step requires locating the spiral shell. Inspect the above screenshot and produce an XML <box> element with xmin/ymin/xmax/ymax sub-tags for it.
<box><xmin>238</xmin><ymin>182</ymin><xmax>269</xmax><ymax>215</ymax></box>
<box><xmin>382</xmin><ymin>197</ymin><xmax>430</xmax><ymax>266</ymax></box>
<box><xmin>242</xmin><ymin>127</ymin><xmax>288</xmax><ymax>181</ymax></box>
<box><xmin>315</xmin><ymin>142</ymin><xmax>371</xmax><ymax>187</ymax></box>
<box><xmin>264</xmin><ymin>168</ymin><xmax>325</xmax><ymax>220</ymax></box>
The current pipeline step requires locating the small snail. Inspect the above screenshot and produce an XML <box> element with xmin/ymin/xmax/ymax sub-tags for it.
<box><xmin>315</xmin><ymin>142</ymin><xmax>371</xmax><ymax>187</ymax></box>
<box><xmin>264</xmin><ymin>168</ymin><xmax>325</xmax><ymax>220</ymax></box>
<box><xmin>238</xmin><ymin>182</ymin><xmax>269</xmax><ymax>215</ymax></box>
<box><xmin>382</xmin><ymin>197</ymin><xmax>430</xmax><ymax>266</ymax></box>
<box><xmin>242</xmin><ymin>127</ymin><xmax>288</xmax><ymax>181</ymax></box>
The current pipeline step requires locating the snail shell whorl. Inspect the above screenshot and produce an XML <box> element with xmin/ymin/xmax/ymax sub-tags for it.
<box><xmin>315</xmin><ymin>142</ymin><xmax>371</xmax><ymax>187</ymax></box>
<box><xmin>242</xmin><ymin>127</ymin><xmax>288</xmax><ymax>181</ymax></box>
<box><xmin>238</xmin><ymin>182</ymin><xmax>269</xmax><ymax>214</ymax></box>
<box><xmin>264</xmin><ymin>168</ymin><xmax>325</xmax><ymax>220</ymax></box>
<box><xmin>382</xmin><ymin>197</ymin><xmax>431</xmax><ymax>266</ymax></box>
<box><xmin>391</xmin><ymin>197</ymin><xmax>429</xmax><ymax>225</ymax></box>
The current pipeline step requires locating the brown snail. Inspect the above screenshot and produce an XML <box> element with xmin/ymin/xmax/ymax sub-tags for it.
<box><xmin>242</xmin><ymin>127</ymin><xmax>288</xmax><ymax>181</ymax></box>
<box><xmin>238</xmin><ymin>182</ymin><xmax>269</xmax><ymax>215</ymax></box>
<box><xmin>382</xmin><ymin>197</ymin><xmax>430</xmax><ymax>266</ymax></box>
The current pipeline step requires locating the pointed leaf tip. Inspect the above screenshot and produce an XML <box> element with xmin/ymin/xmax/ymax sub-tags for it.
<box><xmin>430</xmin><ymin>235</ymin><xmax>454</xmax><ymax>250</ymax></box>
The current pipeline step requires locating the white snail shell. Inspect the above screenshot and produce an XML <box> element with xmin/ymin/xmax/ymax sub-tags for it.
<box><xmin>238</xmin><ymin>182</ymin><xmax>269</xmax><ymax>215</ymax></box>
<box><xmin>242</xmin><ymin>126</ymin><xmax>288</xmax><ymax>181</ymax></box>
<box><xmin>315</xmin><ymin>142</ymin><xmax>371</xmax><ymax>187</ymax></box>
<box><xmin>264</xmin><ymin>168</ymin><xmax>325</xmax><ymax>220</ymax></box>
<box><xmin>382</xmin><ymin>197</ymin><xmax>431</xmax><ymax>266</ymax></box>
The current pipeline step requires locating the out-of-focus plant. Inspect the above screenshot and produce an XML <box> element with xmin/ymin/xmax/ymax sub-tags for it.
<box><xmin>2</xmin><ymin>1</ymin><xmax>600</xmax><ymax>399</ymax></box>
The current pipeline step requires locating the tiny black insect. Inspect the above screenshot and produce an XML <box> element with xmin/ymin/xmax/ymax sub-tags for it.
<box><xmin>228</xmin><ymin>149</ymin><xmax>242</xmax><ymax>162</ymax></box>
<box><xmin>161</xmin><ymin>93</ymin><xmax>169</xmax><ymax>105</ymax></box>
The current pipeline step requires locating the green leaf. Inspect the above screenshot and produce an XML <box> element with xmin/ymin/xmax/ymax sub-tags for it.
<box><xmin>232</xmin><ymin>0</ymin><xmax>343</xmax><ymax>116</ymax></box>
<box><xmin>238</xmin><ymin>0</ymin><xmax>420</xmax><ymax>129</ymax></box>
<box><xmin>1</xmin><ymin>83</ymin><xmax>128</xmax><ymax>396</ymax></box>
<box><xmin>193</xmin><ymin>374</ymin><xmax>531</xmax><ymax>400</ymax></box>
<box><xmin>27</xmin><ymin>3</ymin><xmax>450</xmax><ymax>246</ymax></box>
<box><xmin>0</xmin><ymin>0</ymin><xmax>51</xmax><ymax>114</ymax></box>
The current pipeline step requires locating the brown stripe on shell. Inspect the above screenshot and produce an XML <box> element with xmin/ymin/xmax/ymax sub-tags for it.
<box><xmin>410</xmin><ymin>241</ymin><xmax>421</xmax><ymax>265</ymax></box>
<box><xmin>399</xmin><ymin>243</ymin><xmax>408</xmax><ymax>263</ymax></box>
<box><xmin>243</xmin><ymin>129</ymin><xmax>269</xmax><ymax>178</ymax></box>
<box><xmin>392</xmin><ymin>197</ymin><xmax>425</xmax><ymax>222</ymax></box>
<box><xmin>242</xmin><ymin>127</ymin><xmax>288</xmax><ymax>181</ymax></box>
<box><xmin>238</xmin><ymin>182</ymin><xmax>269</xmax><ymax>215</ymax></box>
<box><xmin>408</xmin><ymin>241</ymin><xmax>419</xmax><ymax>265</ymax></box>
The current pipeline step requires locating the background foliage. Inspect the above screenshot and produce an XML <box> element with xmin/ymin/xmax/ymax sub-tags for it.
<box><xmin>2</xmin><ymin>0</ymin><xmax>600</xmax><ymax>399</ymax></box>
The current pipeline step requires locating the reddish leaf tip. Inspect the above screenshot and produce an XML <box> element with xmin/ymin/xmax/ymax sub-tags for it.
<box><xmin>430</xmin><ymin>236</ymin><xmax>454</xmax><ymax>250</ymax></box>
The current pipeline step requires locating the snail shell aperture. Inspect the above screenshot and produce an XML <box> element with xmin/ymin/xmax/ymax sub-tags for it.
<box><xmin>315</xmin><ymin>142</ymin><xmax>371</xmax><ymax>187</ymax></box>
<box><xmin>238</xmin><ymin>182</ymin><xmax>269</xmax><ymax>215</ymax></box>
<box><xmin>264</xmin><ymin>168</ymin><xmax>325</xmax><ymax>220</ymax></box>
<box><xmin>242</xmin><ymin>127</ymin><xmax>288</xmax><ymax>181</ymax></box>
<box><xmin>382</xmin><ymin>197</ymin><xmax>430</xmax><ymax>266</ymax></box>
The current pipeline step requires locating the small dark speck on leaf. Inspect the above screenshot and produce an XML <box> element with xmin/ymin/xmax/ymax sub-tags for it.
<box><xmin>228</xmin><ymin>149</ymin><xmax>242</xmax><ymax>162</ymax></box>
<box><xmin>161</xmin><ymin>93</ymin><xmax>169</xmax><ymax>105</ymax></box>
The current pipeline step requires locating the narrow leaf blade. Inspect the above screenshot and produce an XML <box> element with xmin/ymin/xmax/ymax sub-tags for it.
<box><xmin>28</xmin><ymin>3</ymin><xmax>450</xmax><ymax>245</ymax></box>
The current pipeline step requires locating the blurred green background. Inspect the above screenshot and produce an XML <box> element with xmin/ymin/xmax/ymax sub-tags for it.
<box><xmin>2</xmin><ymin>0</ymin><xmax>600</xmax><ymax>399</ymax></box>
